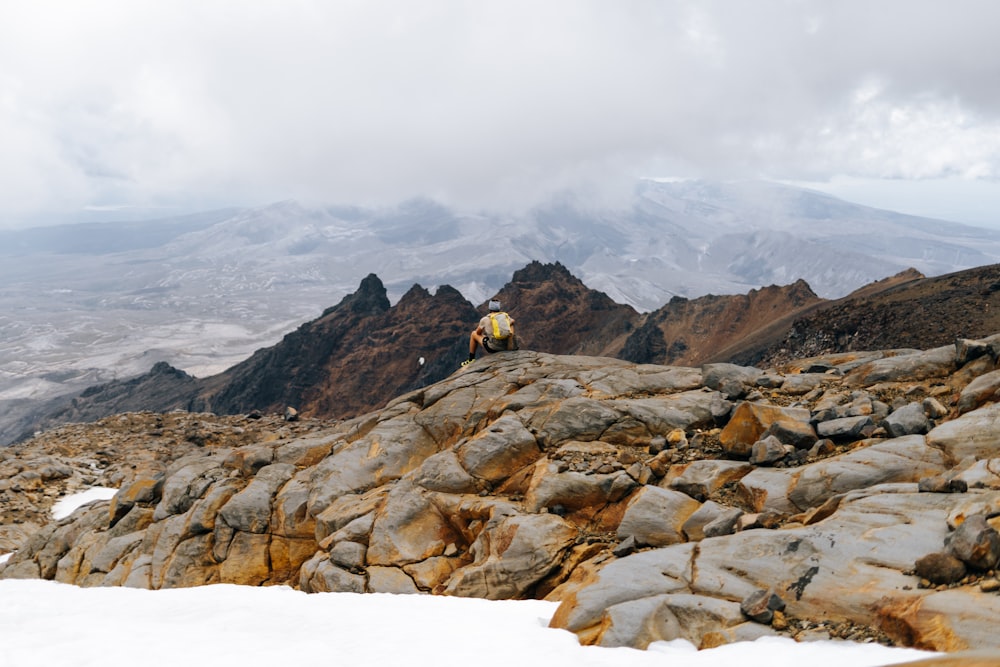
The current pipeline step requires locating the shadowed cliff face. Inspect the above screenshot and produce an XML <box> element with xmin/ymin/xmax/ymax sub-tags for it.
<box><xmin>200</xmin><ymin>275</ymin><xmax>478</xmax><ymax>420</ymax></box>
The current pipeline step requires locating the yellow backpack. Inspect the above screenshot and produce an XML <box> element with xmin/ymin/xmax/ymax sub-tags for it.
<box><xmin>489</xmin><ymin>312</ymin><xmax>513</xmax><ymax>340</ymax></box>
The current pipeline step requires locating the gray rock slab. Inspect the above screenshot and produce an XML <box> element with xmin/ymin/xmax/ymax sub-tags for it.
<box><xmin>927</xmin><ymin>403</ymin><xmax>1000</xmax><ymax>463</ymax></box>
<box><xmin>616</xmin><ymin>486</ymin><xmax>701</xmax><ymax>547</ymax></box>
<box><xmin>816</xmin><ymin>414</ymin><xmax>873</xmax><ymax>441</ymax></box>
<box><xmin>958</xmin><ymin>369</ymin><xmax>1000</xmax><ymax>414</ymax></box>
<box><xmin>553</xmin><ymin>491</ymin><xmax>965</xmax><ymax>649</ymax></box>
<box><xmin>456</xmin><ymin>414</ymin><xmax>540</xmax><ymax>483</ymax></box>
<box><xmin>844</xmin><ymin>345</ymin><xmax>956</xmax><ymax>386</ymax></box>
<box><xmin>218</xmin><ymin>463</ymin><xmax>297</xmax><ymax>534</ymax></box>
<box><xmin>444</xmin><ymin>513</ymin><xmax>576</xmax><ymax>599</ymax></box>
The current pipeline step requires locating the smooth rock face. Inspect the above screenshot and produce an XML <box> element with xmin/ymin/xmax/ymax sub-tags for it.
<box><xmin>616</xmin><ymin>486</ymin><xmax>701</xmax><ymax>547</ymax></box>
<box><xmin>957</xmin><ymin>369</ymin><xmax>1000</xmax><ymax>414</ymax></box>
<box><xmin>927</xmin><ymin>403</ymin><xmax>1000</xmax><ymax>463</ymax></box>
<box><xmin>5</xmin><ymin>335</ymin><xmax>1000</xmax><ymax>654</ymax></box>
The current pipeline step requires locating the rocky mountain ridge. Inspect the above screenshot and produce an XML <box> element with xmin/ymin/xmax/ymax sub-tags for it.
<box><xmin>5</xmin><ymin>262</ymin><xmax>638</xmax><ymax>443</ymax></box>
<box><xmin>5</xmin><ymin>333</ymin><xmax>1000</xmax><ymax>654</ymax></box>
<box><xmin>12</xmin><ymin>261</ymin><xmax>1000</xmax><ymax>447</ymax></box>
<box><xmin>4</xmin><ymin>179</ymin><xmax>1000</xmax><ymax>433</ymax></box>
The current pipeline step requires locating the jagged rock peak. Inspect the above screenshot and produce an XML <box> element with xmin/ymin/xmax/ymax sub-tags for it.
<box><xmin>433</xmin><ymin>284</ymin><xmax>468</xmax><ymax>303</ymax></box>
<box><xmin>148</xmin><ymin>361</ymin><xmax>191</xmax><ymax>379</ymax></box>
<box><xmin>323</xmin><ymin>273</ymin><xmax>391</xmax><ymax>317</ymax></box>
<box><xmin>398</xmin><ymin>283</ymin><xmax>432</xmax><ymax>305</ymax></box>
<box><xmin>396</xmin><ymin>283</ymin><xmax>470</xmax><ymax>308</ymax></box>
<box><xmin>510</xmin><ymin>260</ymin><xmax>576</xmax><ymax>284</ymax></box>
<box><xmin>749</xmin><ymin>279</ymin><xmax>819</xmax><ymax>305</ymax></box>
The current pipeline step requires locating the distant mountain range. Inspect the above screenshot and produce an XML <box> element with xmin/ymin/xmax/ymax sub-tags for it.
<box><xmin>2</xmin><ymin>179</ymin><xmax>1000</xmax><ymax>440</ymax></box>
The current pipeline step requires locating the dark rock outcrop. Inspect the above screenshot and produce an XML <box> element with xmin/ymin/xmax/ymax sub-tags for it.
<box><xmin>14</xmin><ymin>262</ymin><xmax>1000</xmax><ymax>445</ymax></box>
<box><xmin>11</xmin><ymin>263</ymin><xmax>637</xmax><ymax>441</ymax></box>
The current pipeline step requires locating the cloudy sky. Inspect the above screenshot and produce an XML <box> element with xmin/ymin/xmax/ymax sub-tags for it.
<box><xmin>2</xmin><ymin>0</ymin><xmax>1000</xmax><ymax>228</ymax></box>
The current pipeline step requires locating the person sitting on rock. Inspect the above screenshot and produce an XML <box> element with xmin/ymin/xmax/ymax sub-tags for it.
<box><xmin>462</xmin><ymin>299</ymin><xmax>517</xmax><ymax>366</ymax></box>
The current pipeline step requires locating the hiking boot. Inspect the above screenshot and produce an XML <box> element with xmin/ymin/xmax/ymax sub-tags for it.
<box><xmin>461</xmin><ymin>359</ymin><xmax>475</xmax><ymax>367</ymax></box>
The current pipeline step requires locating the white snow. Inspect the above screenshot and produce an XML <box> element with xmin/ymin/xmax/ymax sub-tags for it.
<box><xmin>0</xmin><ymin>580</ymin><xmax>937</xmax><ymax>667</ymax></box>
<box><xmin>0</xmin><ymin>489</ymin><xmax>940</xmax><ymax>666</ymax></box>
<box><xmin>51</xmin><ymin>487</ymin><xmax>118</xmax><ymax>520</ymax></box>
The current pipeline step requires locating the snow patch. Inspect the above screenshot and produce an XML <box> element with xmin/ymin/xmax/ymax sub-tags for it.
<box><xmin>51</xmin><ymin>487</ymin><xmax>118</xmax><ymax>520</ymax></box>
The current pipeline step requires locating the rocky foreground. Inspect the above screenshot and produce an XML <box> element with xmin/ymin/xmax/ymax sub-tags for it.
<box><xmin>5</xmin><ymin>338</ymin><xmax>1000</xmax><ymax>655</ymax></box>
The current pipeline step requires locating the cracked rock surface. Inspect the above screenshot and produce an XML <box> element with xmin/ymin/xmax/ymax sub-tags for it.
<box><xmin>5</xmin><ymin>339</ymin><xmax>1000</xmax><ymax>653</ymax></box>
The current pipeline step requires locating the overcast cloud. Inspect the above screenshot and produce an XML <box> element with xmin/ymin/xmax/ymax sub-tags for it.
<box><xmin>2</xmin><ymin>0</ymin><xmax>1000</xmax><ymax>227</ymax></box>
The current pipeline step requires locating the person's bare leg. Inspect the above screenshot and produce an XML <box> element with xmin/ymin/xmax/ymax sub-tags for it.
<box><xmin>467</xmin><ymin>330</ymin><xmax>485</xmax><ymax>363</ymax></box>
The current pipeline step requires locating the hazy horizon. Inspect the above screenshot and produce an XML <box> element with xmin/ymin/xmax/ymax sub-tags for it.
<box><xmin>2</xmin><ymin>2</ymin><xmax>1000</xmax><ymax>230</ymax></box>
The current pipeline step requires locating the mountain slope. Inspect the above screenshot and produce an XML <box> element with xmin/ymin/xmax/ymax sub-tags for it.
<box><xmin>8</xmin><ymin>262</ymin><xmax>633</xmax><ymax>440</ymax></box>
<box><xmin>4</xmin><ymin>180</ymin><xmax>1000</xmax><ymax>425</ymax></box>
<box><xmin>739</xmin><ymin>263</ymin><xmax>1000</xmax><ymax>367</ymax></box>
<box><xmin>618</xmin><ymin>279</ymin><xmax>824</xmax><ymax>366</ymax></box>
<box><xmin>198</xmin><ymin>274</ymin><xmax>478</xmax><ymax>419</ymax></box>
<box><xmin>14</xmin><ymin>261</ymin><xmax>1000</xmax><ymax>444</ymax></box>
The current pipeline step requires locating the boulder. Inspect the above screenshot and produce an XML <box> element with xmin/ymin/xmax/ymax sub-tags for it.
<box><xmin>844</xmin><ymin>345</ymin><xmax>956</xmax><ymax>386</ymax></box>
<box><xmin>218</xmin><ymin>463</ymin><xmax>296</xmax><ymax>534</ymax></box>
<box><xmin>664</xmin><ymin>460</ymin><xmax>752</xmax><ymax>501</ymax></box>
<box><xmin>616</xmin><ymin>486</ymin><xmax>701</xmax><ymax>547</ymax></box>
<box><xmin>740</xmin><ymin>588</ymin><xmax>786</xmax><ymax>624</ymax></box>
<box><xmin>914</xmin><ymin>552</ymin><xmax>967</xmax><ymax>585</ymax></box>
<box><xmin>946</xmin><ymin>515</ymin><xmax>1000</xmax><ymax>571</ymax></box>
<box><xmin>456</xmin><ymin>415</ymin><xmax>540</xmax><ymax>483</ymax></box>
<box><xmin>366</xmin><ymin>482</ymin><xmax>461</xmax><ymax>566</ymax></box>
<box><xmin>702</xmin><ymin>363</ymin><xmax>763</xmax><ymax>399</ymax></box>
<box><xmin>760</xmin><ymin>418</ymin><xmax>817</xmax><ymax>450</ymax></box>
<box><xmin>411</xmin><ymin>450</ymin><xmax>480</xmax><ymax>494</ymax></box>
<box><xmin>329</xmin><ymin>540</ymin><xmax>366</xmax><ymax>570</ymax></box>
<box><xmin>594</xmin><ymin>593</ymin><xmax>747</xmax><ymax>649</ymax></box>
<box><xmin>524</xmin><ymin>463</ymin><xmax>635</xmax><ymax>516</ymax></box>
<box><xmin>444</xmin><ymin>513</ymin><xmax>576</xmax><ymax>599</ymax></box>
<box><xmin>884</xmin><ymin>402</ymin><xmax>932</xmax><ymax>437</ymax></box>
<box><xmin>749</xmin><ymin>435</ymin><xmax>787</xmax><ymax>466</ymax></box>
<box><xmin>719</xmin><ymin>402</ymin><xmax>811</xmax><ymax>458</ymax></box>
<box><xmin>957</xmin><ymin>369</ymin><xmax>1000</xmax><ymax>414</ymax></box>
<box><xmin>682</xmin><ymin>500</ymin><xmax>743</xmax><ymax>541</ymax></box>
<box><xmin>307</xmin><ymin>417</ymin><xmax>440</xmax><ymax>511</ymax></box>
<box><xmin>816</xmin><ymin>415</ymin><xmax>873</xmax><ymax>441</ymax></box>
<box><xmin>956</xmin><ymin>337</ymin><xmax>995</xmax><ymax>366</ymax></box>
<box><xmin>367</xmin><ymin>566</ymin><xmax>420</xmax><ymax>594</ymax></box>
